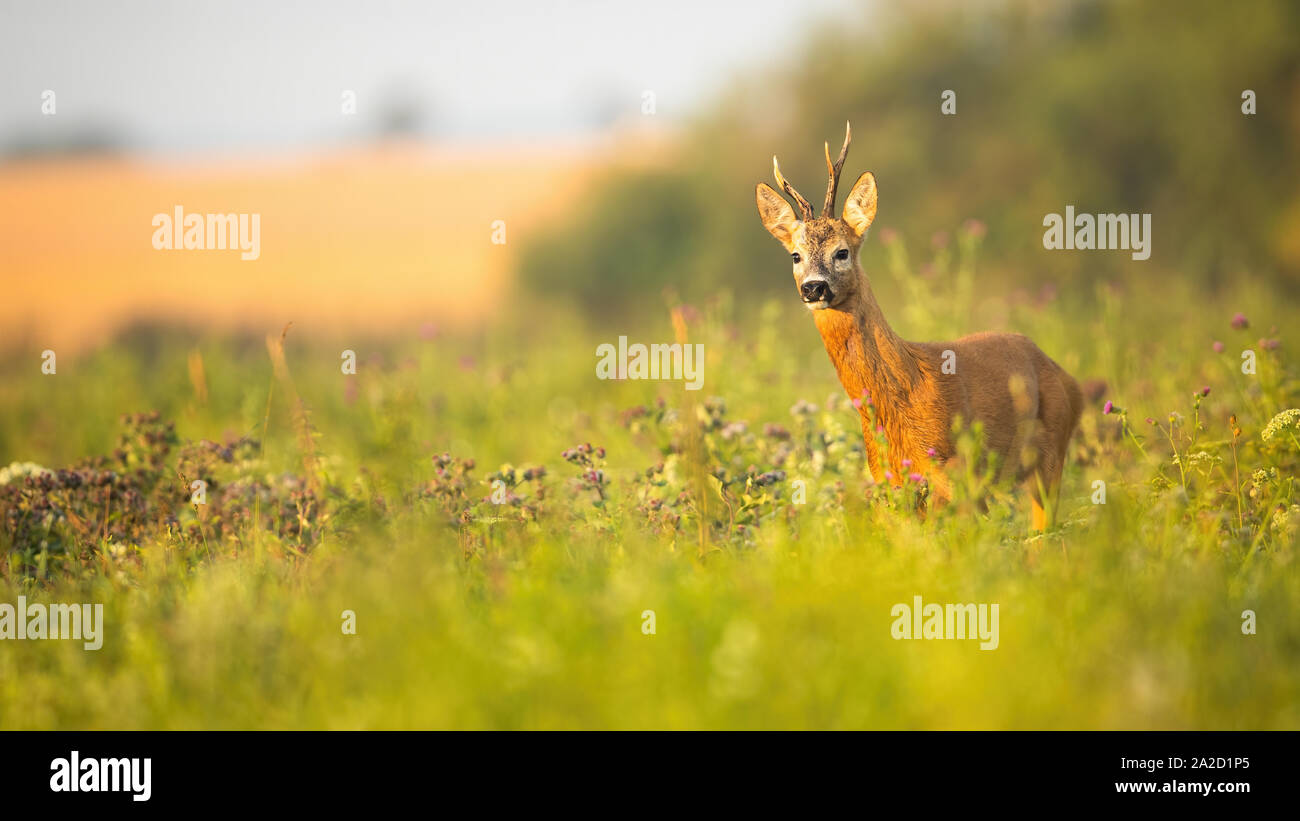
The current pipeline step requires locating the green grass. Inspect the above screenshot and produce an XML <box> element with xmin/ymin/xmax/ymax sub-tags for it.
<box><xmin>1</xmin><ymin>243</ymin><xmax>1297</xmax><ymax>728</ymax></box>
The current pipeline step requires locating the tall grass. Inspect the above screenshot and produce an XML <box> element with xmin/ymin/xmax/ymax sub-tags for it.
<box><xmin>1</xmin><ymin>230</ymin><xmax>1296</xmax><ymax>728</ymax></box>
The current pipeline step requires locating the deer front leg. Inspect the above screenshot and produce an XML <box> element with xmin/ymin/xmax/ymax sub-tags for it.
<box><xmin>858</xmin><ymin>412</ymin><xmax>884</xmax><ymax>483</ymax></box>
<box><xmin>925</xmin><ymin>468</ymin><xmax>952</xmax><ymax>509</ymax></box>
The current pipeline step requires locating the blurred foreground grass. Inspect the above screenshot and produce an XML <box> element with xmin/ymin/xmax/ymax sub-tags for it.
<box><xmin>1</xmin><ymin>237</ymin><xmax>1297</xmax><ymax>728</ymax></box>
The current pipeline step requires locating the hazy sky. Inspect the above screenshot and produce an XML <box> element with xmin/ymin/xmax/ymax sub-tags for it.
<box><xmin>1</xmin><ymin>0</ymin><xmax>860</xmax><ymax>154</ymax></box>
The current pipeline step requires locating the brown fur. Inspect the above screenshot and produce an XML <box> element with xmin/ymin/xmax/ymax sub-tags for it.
<box><xmin>756</xmin><ymin>125</ymin><xmax>1082</xmax><ymax>530</ymax></box>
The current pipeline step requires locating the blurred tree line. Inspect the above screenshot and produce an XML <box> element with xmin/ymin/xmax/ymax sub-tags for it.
<box><xmin>520</xmin><ymin>0</ymin><xmax>1300</xmax><ymax>320</ymax></box>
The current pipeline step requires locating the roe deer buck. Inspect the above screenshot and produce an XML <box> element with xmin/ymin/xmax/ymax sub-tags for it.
<box><xmin>754</xmin><ymin>123</ymin><xmax>1083</xmax><ymax>530</ymax></box>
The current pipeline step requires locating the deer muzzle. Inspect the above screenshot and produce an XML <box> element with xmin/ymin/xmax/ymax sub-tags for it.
<box><xmin>800</xmin><ymin>279</ymin><xmax>833</xmax><ymax>305</ymax></box>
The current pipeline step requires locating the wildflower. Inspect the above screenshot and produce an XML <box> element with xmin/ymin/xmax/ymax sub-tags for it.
<box><xmin>1212</xmin><ymin>340</ymin><xmax>1225</xmax><ymax>353</ymax></box>
<box><xmin>1199</xmin><ymin>386</ymin><xmax>1211</xmax><ymax>397</ymax></box>
<box><xmin>619</xmin><ymin>405</ymin><xmax>648</xmax><ymax>426</ymax></box>
<box><xmin>1250</xmin><ymin>468</ymin><xmax>1278</xmax><ymax>498</ymax></box>
<box><xmin>1260</xmin><ymin>337</ymin><xmax>1280</xmax><ymax>351</ymax></box>
<box><xmin>721</xmin><ymin>422</ymin><xmax>747</xmax><ymax>441</ymax></box>
<box><xmin>754</xmin><ymin>470</ymin><xmax>787</xmax><ymax>487</ymax></box>
<box><xmin>926</xmin><ymin>447</ymin><xmax>937</xmax><ymax>458</ymax></box>
<box><xmin>1231</xmin><ymin>312</ymin><xmax>1249</xmax><ymax>330</ymax></box>
<box><xmin>0</xmin><ymin>462</ymin><xmax>51</xmax><ymax>485</ymax></box>
<box><xmin>1271</xmin><ymin>504</ymin><xmax>1300</xmax><ymax>539</ymax></box>
<box><xmin>962</xmin><ymin>218</ymin><xmax>987</xmax><ymax>239</ymax></box>
<box><xmin>763</xmin><ymin>423</ymin><xmax>791</xmax><ymax>440</ymax></box>
<box><xmin>1261</xmin><ymin>408</ymin><xmax>1300</xmax><ymax>443</ymax></box>
<box><xmin>901</xmin><ymin>459</ymin><xmax>912</xmax><ymax>469</ymax></box>
<box><xmin>908</xmin><ymin>473</ymin><xmax>924</xmax><ymax>484</ymax></box>
<box><xmin>1176</xmin><ymin>450</ymin><xmax>1221</xmax><ymax>473</ymax></box>
<box><xmin>851</xmin><ymin>397</ymin><xmax>863</xmax><ymax>410</ymax></box>
<box><xmin>1103</xmin><ymin>401</ymin><xmax>1114</xmax><ymax>415</ymax></box>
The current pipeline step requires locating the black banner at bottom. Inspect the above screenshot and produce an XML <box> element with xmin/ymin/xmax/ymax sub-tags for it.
<box><xmin>0</xmin><ymin>730</ymin><xmax>1289</xmax><ymax>809</ymax></box>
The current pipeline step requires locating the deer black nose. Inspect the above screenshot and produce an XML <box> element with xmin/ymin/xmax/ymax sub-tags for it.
<box><xmin>801</xmin><ymin>280</ymin><xmax>832</xmax><ymax>303</ymax></box>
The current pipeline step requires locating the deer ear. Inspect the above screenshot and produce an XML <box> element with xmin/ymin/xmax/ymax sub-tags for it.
<box><xmin>842</xmin><ymin>172</ymin><xmax>878</xmax><ymax>238</ymax></box>
<box><xmin>756</xmin><ymin>183</ymin><xmax>799</xmax><ymax>247</ymax></box>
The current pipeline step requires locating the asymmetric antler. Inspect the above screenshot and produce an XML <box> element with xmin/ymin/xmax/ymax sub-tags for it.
<box><xmin>772</xmin><ymin>121</ymin><xmax>853</xmax><ymax>221</ymax></box>
<box><xmin>772</xmin><ymin>156</ymin><xmax>814</xmax><ymax>222</ymax></box>
<box><xmin>823</xmin><ymin>121</ymin><xmax>852</xmax><ymax>217</ymax></box>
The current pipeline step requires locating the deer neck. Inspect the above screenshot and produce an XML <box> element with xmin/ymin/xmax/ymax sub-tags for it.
<box><xmin>812</xmin><ymin>281</ymin><xmax>922</xmax><ymax>422</ymax></box>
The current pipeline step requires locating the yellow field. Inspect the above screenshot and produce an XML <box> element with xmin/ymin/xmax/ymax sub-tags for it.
<box><xmin>0</xmin><ymin>136</ymin><xmax>668</xmax><ymax>352</ymax></box>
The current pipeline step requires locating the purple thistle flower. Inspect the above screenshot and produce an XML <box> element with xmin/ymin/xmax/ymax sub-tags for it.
<box><xmin>1231</xmin><ymin>313</ymin><xmax>1249</xmax><ymax>330</ymax></box>
<box><xmin>909</xmin><ymin>472</ymin><xmax>924</xmax><ymax>484</ymax></box>
<box><xmin>1199</xmin><ymin>386</ymin><xmax>1211</xmax><ymax>397</ymax></box>
<box><xmin>1103</xmin><ymin>400</ymin><xmax>1114</xmax><ymax>415</ymax></box>
<box><xmin>1212</xmin><ymin>340</ymin><xmax>1225</xmax><ymax>353</ymax></box>
<box><xmin>926</xmin><ymin>447</ymin><xmax>937</xmax><ymax>458</ymax></box>
<box><xmin>901</xmin><ymin>459</ymin><xmax>912</xmax><ymax>469</ymax></box>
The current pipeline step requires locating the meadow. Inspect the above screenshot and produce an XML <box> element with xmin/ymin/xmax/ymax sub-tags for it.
<box><xmin>2</xmin><ymin>227</ymin><xmax>1297</xmax><ymax>729</ymax></box>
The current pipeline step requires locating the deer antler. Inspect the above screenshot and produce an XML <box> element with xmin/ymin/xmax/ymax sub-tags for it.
<box><xmin>823</xmin><ymin>121</ymin><xmax>852</xmax><ymax>217</ymax></box>
<box><xmin>772</xmin><ymin>156</ymin><xmax>814</xmax><ymax>222</ymax></box>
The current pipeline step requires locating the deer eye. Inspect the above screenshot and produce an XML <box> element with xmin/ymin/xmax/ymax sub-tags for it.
<box><xmin>834</xmin><ymin>248</ymin><xmax>849</xmax><ymax>261</ymax></box>
<box><xmin>791</xmin><ymin>253</ymin><xmax>802</xmax><ymax>263</ymax></box>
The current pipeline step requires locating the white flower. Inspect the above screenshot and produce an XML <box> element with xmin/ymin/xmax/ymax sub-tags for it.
<box><xmin>1271</xmin><ymin>504</ymin><xmax>1300</xmax><ymax>540</ymax></box>
<box><xmin>1261</xmin><ymin>408</ymin><xmax>1300</xmax><ymax>444</ymax></box>
<box><xmin>0</xmin><ymin>461</ymin><xmax>51</xmax><ymax>485</ymax></box>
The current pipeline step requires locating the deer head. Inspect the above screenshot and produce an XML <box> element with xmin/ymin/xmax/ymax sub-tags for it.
<box><xmin>755</xmin><ymin>122</ymin><xmax>878</xmax><ymax>311</ymax></box>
